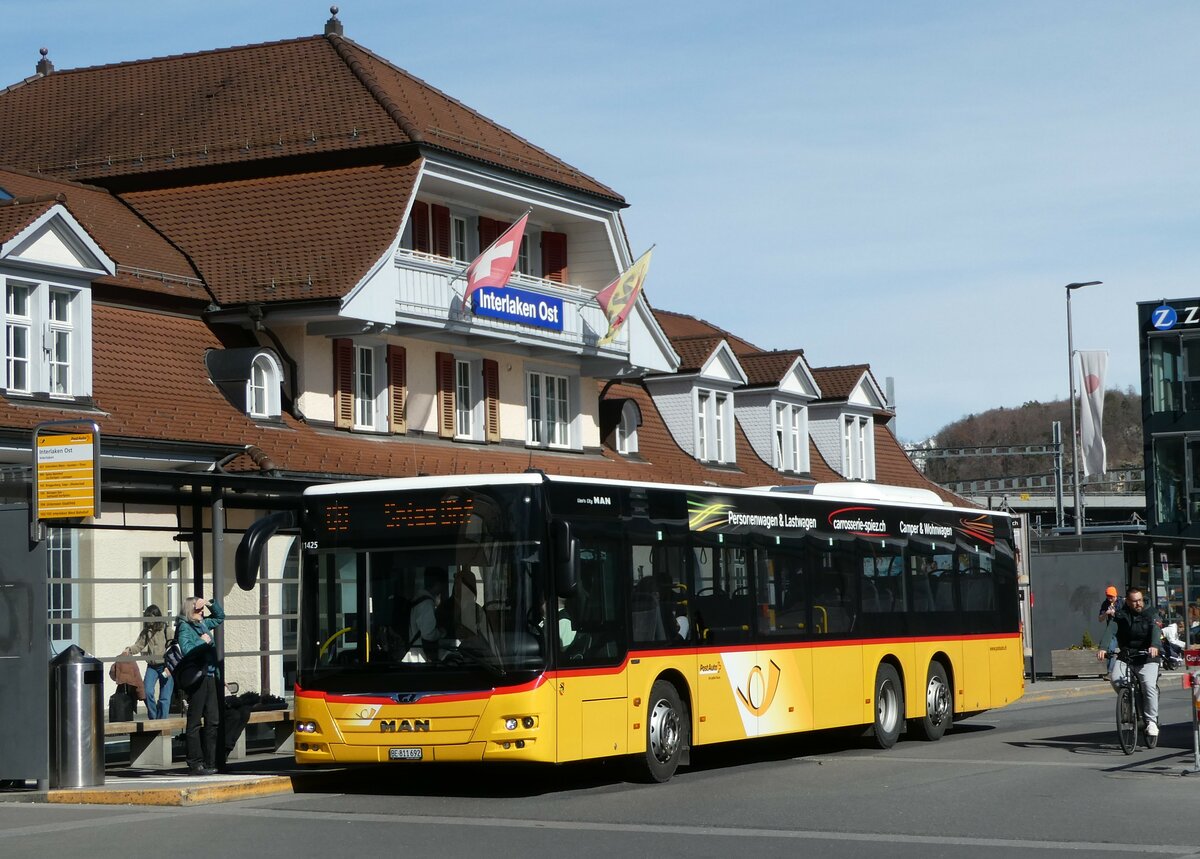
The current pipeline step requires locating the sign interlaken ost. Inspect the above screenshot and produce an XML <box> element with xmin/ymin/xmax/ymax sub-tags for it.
<box><xmin>32</xmin><ymin>420</ymin><xmax>101</xmax><ymax>540</ymax></box>
<box><xmin>472</xmin><ymin>285</ymin><xmax>564</xmax><ymax>332</ymax></box>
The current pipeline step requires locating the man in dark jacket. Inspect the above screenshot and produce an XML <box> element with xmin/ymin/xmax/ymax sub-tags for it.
<box><xmin>1102</xmin><ymin>587</ymin><xmax>1161</xmax><ymax>737</ymax></box>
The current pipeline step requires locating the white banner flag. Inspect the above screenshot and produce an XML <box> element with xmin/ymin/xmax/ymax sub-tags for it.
<box><xmin>1077</xmin><ymin>350</ymin><xmax>1108</xmax><ymax>477</ymax></box>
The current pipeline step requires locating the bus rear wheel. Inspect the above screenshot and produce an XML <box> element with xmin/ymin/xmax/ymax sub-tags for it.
<box><xmin>873</xmin><ymin>663</ymin><xmax>903</xmax><ymax>749</ymax></box>
<box><xmin>628</xmin><ymin>679</ymin><xmax>686</xmax><ymax>783</ymax></box>
<box><xmin>911</xmin><ymin>661</ymin><xmax>952</xmax><ymax>741</ymax></box>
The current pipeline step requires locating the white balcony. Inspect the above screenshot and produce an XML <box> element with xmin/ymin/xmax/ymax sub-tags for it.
<box><xmin>392</xmin><ymin>249</ymin><xmax>628</xmax><ymax>364</ymax></box>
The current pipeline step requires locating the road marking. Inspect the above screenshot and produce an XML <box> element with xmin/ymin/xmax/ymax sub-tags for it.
<box><xmin>800</xmin><ymin>754</ymin><xmax>1113</xmax><ymax>768</ymax></box>
<box><xmin>200</xmin><ymin>806</ymin><xmax>1200</xmax><ymax>855</ymax></box>
<box><xmin>0</xmin><ymin>810</ymin><xmax>164</xmax><ymax>838</ymax></box>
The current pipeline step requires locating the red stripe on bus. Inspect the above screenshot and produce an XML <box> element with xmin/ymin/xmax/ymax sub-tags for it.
<box><xmin>296</xmin><ymin>674</ymin><xmax>547</xmax><ymax>706</ymax></box>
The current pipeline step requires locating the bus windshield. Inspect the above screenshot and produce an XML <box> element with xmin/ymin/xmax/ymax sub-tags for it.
<box><xmin>298</xmin><ymin>485</ymin><xmax>546</xmax><ymax>686</ymax></box>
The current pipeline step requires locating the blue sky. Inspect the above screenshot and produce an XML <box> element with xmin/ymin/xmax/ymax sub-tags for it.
<box><xmin>5</xmin><ymin>1</ymin><xmax>1198</xmax><ymax>441</ymax></box>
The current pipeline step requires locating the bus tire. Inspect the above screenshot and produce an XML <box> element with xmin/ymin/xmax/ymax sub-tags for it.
<box><xmin>873</xmin><ymin>663</ymin><xmax>903</xmax><ymax>749</ymax></box>
<box><xmin>628</xmin><ymin>679</ymin><xmax>686</xmax><ymax>783</ymax></box>
<box><xmin>911</xmin><ymin>661</ymin><xmax>952</xmax><ymax>741</ymax></box>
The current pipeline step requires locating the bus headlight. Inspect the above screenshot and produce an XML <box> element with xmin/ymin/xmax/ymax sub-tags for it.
<box><xmin>505</xmin><ymin>718</ymin><xmax>518</xmax><ymax>731</ymax></box>
<box><xmin>521</xmin><ymin>716</ymin><xmax>535</xmax><ymax>729</ymax></box>
<box><xmin>297</xmin><ymin>720</ymin><xmax>319</xmax><ymax>733</ymax></box>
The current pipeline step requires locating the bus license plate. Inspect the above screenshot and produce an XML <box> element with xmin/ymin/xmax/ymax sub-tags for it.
<box><xmin>389</xmin><ymin>748</ymin><xmax>423</xmax><ymax>761</ymax></box>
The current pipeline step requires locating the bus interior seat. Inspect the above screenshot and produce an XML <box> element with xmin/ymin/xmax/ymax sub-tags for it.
<box><xmin>632</xmin><ymin>591</ymin><xmax>668</xmax><ymax>642</ymax></box>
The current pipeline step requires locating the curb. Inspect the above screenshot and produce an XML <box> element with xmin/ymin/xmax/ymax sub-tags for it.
<box><xmin>1020</xmin><ymin>684</ymin><xmax>1112</xmax><ymax>704</ymax></box>
<box><xmin>45</xmin><ymin>774</ymin><xmax>295</xmax><ymax>807</ymax></box>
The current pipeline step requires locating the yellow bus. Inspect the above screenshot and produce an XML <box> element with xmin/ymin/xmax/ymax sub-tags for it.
<box><xmin>237</xmin><ymin>472</ymin><xmax>1024</xmax><ymax>782</ymax></box>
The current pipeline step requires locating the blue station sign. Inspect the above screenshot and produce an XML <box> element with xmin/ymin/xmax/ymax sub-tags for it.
<box><xmin>473</xmin><ymin>286</ymin><xmax>564</xmax><ymax>332</ymax></box>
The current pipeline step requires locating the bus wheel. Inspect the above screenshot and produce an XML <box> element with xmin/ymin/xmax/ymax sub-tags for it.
<box><xmin>629</xmin><ymin>679</ymin><xmax>686</xmax><ymax>783</ymax></box>
<box><xmin>912</xmin><ymin>661</ymin><xmax>952</xmax><ymax>741</ymax></box>
<box><xmin>873</xmin><ymin>663</ymin><xmax>903</xmax><ymax>749</ymax></box>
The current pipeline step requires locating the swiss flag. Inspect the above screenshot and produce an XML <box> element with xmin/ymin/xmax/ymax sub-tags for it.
<box><xmin>463</xmin><ymin>212</ymin><xmax>530</xmax><ymax>308</ymax></box>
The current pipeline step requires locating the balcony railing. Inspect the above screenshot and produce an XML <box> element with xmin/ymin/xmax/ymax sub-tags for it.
<box><xmin>393</xmin><ymin>248</ymin><xmax>627</xmax><ymax>355</ymax></box>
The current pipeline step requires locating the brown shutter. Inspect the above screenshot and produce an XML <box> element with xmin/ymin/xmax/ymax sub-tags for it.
<box><xmin>541</xmin><ymin>231</ymin><xmax>568</xmax><ymax>283</ymax></box>
<box><xmin>478</xmin><ymin>216</ymin><xmax>502</xmax><ymax>249</ymax></box>
<box><xmin>483</xmin><ymin>359</ymin><xmax>501</xmax><ymax>442</ymax></box>
<box><xmin>436</xmin><ymin>351</ymin><xmax>456</xmax><ymax>438</ymax></box>
<box><xmin>333</xmin><ymin>338</ymin><xmax>354</xmax><ymax>429</ymax></box>
<box><xmin>387</xmin><ymin>345</ymin><xmax>407</xmax><ymax>434</ymax></box>
<box><xmin>411</xmin><ymin>200</ymin><xmax>430</xmax><ymax>253</ymax></box>
<box><xmin>431</xmin><ymin>204</ymin><xmax>451</xmax><ymax>258</ymax></box>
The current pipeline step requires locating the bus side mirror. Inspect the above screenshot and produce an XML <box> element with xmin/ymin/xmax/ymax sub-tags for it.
<box><xmin>553</xmin><ymin>520</ymin><xmax>579</xmax><ymax>596</ymax></box>
<box><xmin>235</xmin><ymin>510</ymin><xmax>297</xmax><ymax>590</ymax></box>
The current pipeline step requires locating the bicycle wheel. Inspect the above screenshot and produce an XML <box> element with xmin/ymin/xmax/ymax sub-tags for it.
<box><xmin>1116</xmin><ymin>683</ymin><xmax>1138</xmax><ymax>755</ymax></box>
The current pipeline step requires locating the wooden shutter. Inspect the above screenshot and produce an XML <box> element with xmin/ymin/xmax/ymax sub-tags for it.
<box><xmin>411</xmin><ymin>200</ymin><xmax>430</xmax><ymax>253</ymax></box>
<box><xmin>483</xmin><ymin>359</ymin><xmax>500</xmax><ymax>442</ymax></box>
<box><xmin>333</xmin><ymin>338</ymin><xmax>354</xmax><ymax>430</ymax></box>
<box><xmin>541</xmin><ymin>231</ymin><xmax>568</xmax><ymax>283</ymax></box>
<box><xmin>436</xmin><ymin>351</ymin><xmax>456</xmax><ymax>438</ymax></box>
<box><xmin>478</xmin><ymin>216</ymin><xmax>502</xmax><ymax>250</ymax></box>
<box><xmin>431</xmin><ymin>204</ymin><xmax>452</xmax><ymax>259</ymax></box>
<box><xmin>387</xmin><ymin>345</ymin><xmax>407</xmax><ymax>434</ymax></box>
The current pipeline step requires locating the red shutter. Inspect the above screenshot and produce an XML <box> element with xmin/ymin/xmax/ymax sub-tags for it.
<box><xmin>436</xmin><ymin>351</ymin><xmax>456</xmax><ymax>439</ymax></box>
<box><xmin>541</xmin><ymin>231</ymin><xmax>568</xmax><ymax>283</ymax></box>
<box><xmin>478</xmin><ymin>216</ymin><xmax>502</xmax><ymax>250</ymax></box>
<box><xmin>333</xmin><ymin>338</ymin><xmax>354</xmax><ymax>429</ymax></box>
<box><xmin>411</xmin><ymin>200</ymin><xmax>430</xmax><ymax>254</ymax></box>
<box><xmin>483</xmin><ymin>359</ymin><xmax>500</xmax><ymax>442</ymax></box>
<box><xmin>431</xmin><ymin>204</ymin><xmax>451</xmax><ymax>259</ymax></box>
<box><xmin>387</xmin><ymin>345</ymin><xmax>407</xmax><ymax>434</ymax></box>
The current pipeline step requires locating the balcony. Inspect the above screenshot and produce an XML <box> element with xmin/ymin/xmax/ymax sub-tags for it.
<box><xmin>392</xmin><ymin>248</ymin><xmax>628</xmax><ymax>365</ymax></box>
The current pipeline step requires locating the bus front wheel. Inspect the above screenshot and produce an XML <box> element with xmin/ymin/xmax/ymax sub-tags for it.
<box><xmin>873</xmin><ymin>663</ymin><xmax>903</xmax><ymax>749</ymax></box>
<box><xmin>911</xmin><ymin>661</ymin><xmax>952</xmax><ymax>741</ymax></box>
<box><xmin>629</xmin><ymin>679</ymin><xmax>686</xmax><ymax>783</ymax></box>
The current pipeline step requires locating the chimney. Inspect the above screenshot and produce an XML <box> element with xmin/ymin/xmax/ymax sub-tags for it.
<box><xmin>324</xmin><ymin>6</ymin><xmax>343</xmax><ymax>36</ymax></box>
<box><xmin>36</xmin><ymin>47</ymin><xmax>54</xmax><ymax>76</ymax></box>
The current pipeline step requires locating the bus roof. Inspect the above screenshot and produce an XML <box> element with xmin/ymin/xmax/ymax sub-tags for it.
<box><xmin>303</xmin><ymin>472</ymin><xmax>989</xmax><ymax>517</ymax></box>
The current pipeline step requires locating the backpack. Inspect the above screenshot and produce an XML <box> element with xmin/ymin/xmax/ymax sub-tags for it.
<box><xmin>164</xmin><ymin>628</ymin><xmax>206</xmax><ymax>692</ymax></box>
<box><xmin>163</xmin><ymin>636</ymin><xmax>184</xmax><ymax>676</ymax></box>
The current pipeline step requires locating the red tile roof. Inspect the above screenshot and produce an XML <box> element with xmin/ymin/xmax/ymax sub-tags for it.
<box><xmin>653</xmin><ymin>309</ymin><xmax>762</xmax><ymax>356</ymax></box>
<box><xmin>872</xmin><ymin>421</ymin><xmax>971</xmax><ymax>506</ymax></box>
<box><xmin>0</xmin><ymin>35</ymin><xmax>620</xmax><ymax>202</ymax></box>
<box><xmin>0</xmin><ymin>169</ymin><xmax>207</xmax><ymax>301</ymax></box>
<box><xmin>740</xmin><ymin>350</ymin><xmax>805</xmax><ymax>387</ymax></box>
<box><xmin>122</xmin><ymin>162</ymin><xmax>420</xmax><ymax>303</ymax></box>
<box><xmin>669</xmin><ymin>335</ymin><xmax>725</xmax><ymax>373</ymax></box>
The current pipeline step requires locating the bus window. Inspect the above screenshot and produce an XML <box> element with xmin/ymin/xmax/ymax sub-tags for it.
<box><xmin>631</xmin><ymin>542</ymin><xmax>691</xmax><ymax>644</ymax></box>
<box><xmin>810</xmin><ymin>538</ymin><xmax>857</xmax><ymax>635</ymax></box>
<box><xmin>762</xmin><ymin>548</ymin><xmax>806</xmax><ymax>637</ymax></box>
<box><xmin>691</xmin><ymin>542</ymin><xmax>754</xmax><ymax>644</ymax></box>
<box><xmin>564</xmin><ymin>535</ymin><xmax>625</xmax><ymax>666</ymax></box>
<box><xmin>961</xmin><ymin>549</ymin><xmax>996</xmax><ymax>611</ymax></box>
<box><xmin>862</xmin><ymin>543</ymin><xmax>906</xmax><ymax>614</ymax></box>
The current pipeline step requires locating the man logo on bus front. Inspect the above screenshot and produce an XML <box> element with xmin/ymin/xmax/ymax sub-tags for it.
<box><xmin>736</xmin><ymin>660</ymin><xmax>782</xmax><ymax>716</ymax></box>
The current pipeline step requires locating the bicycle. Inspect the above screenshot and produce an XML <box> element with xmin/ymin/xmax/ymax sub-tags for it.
<box><xmin>1110</xmin><ymin>648</ymin><xmax>1158</xmax><ymax>755</ymax></box>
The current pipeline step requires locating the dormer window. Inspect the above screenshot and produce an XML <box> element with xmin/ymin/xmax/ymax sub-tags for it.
<box><xmin>248</xmin><ymin>351</ymin><xmax>283</xmax><ymax>419</ymax></box>
<box><xmin>2</xmin><ymin>276</ymin><xmax>89</xmax><ymax>399</ymax></box>
<box><xmin>842</xmin><ymin>415</ymin><xmax>875</xmax><ymax>480</ymax></box>
<box><xmin>616</xmin><ymin>400</ymin><xmax>639</xmax><ymax>455</ymax></box>
<box><xmin>697</xmin><ymin>388</ymin><xmax>734</xmax><ymax>464</ymax></box>
<box><xmin>773</xmin><ymin>401</ymin><xmax>808</xmax><ymax>474</ymax></box>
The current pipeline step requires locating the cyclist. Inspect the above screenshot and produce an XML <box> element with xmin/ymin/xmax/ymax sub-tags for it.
<box><xmin>1097</xmin><ymin>586</ymin><xmax>1161</xmax><ymax>738</ymax></box>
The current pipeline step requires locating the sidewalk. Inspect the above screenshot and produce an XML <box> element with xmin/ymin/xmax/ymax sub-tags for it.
<box><xmin>0</xmin><ymin>751</ymin><xmax>345</xmax><ymax>807</ymax></box>
<box><xmin>1020</xmin><ymin>667</ymin><xmax>1192</xmax><ymax>704</ymax></box>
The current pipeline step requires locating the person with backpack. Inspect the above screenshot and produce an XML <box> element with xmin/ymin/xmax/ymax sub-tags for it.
<box><xmin>123</xmin><ymin>604</ymin><xmax>173</xmax><ymax>719</ymax></box>
<box><xmin>176</xmin><ymin>595</ymin><xmax>224</xmax><ymax>775</ymax></box>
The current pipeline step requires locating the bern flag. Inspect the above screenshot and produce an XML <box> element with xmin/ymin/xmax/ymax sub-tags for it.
<box><xmin>595</xmin><ymin>248</ymin><xmax>653</xmax><ymax>346</ymax></box>
<box><xmin>1077</xmin><ymin>350</ymin><xmax>1107</xmax><ymax>477</ymax></box>
<box><xmin>462</xmin><ymin>211</ymin><xmax>530</xmax><ymax>308</ymax></box>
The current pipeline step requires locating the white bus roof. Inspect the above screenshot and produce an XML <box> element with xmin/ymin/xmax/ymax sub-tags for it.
<box><xmin>303</xmin><ymin>472</ymin><xmax>983</xmax><ymax>516</ymax></box>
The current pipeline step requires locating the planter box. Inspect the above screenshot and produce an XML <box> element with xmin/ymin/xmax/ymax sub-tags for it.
<box><xmin>1050</xmin><ymin>649</ymin><xmax>1107</xmax><ymax>678</ymax></box>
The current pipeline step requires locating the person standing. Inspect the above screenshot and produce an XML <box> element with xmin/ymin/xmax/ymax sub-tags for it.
<box><xmin>176</xmin><ymin>595</ymin><xmax>224</xmax><ymax>775</ymax></box>
<box><xmin>123</xmin><ymin>605</ymin><xmax>173</xmax><ymax>719</ymax></box>
<box><xmin>1098</xmin><ymin>585</ymin><xmax>1122</xmax><ymax>674</ymax></box>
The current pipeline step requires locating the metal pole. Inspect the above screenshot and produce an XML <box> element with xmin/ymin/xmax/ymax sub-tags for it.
<box><xmin>1067</xmin><ymin>287</ymin><xmax>1082</xmax><ymax>536</ymax></box>
<box><xmin>1052</xmin><ymin>421</ymin><xmax>1064</xmax><ymax>529</ymax></box>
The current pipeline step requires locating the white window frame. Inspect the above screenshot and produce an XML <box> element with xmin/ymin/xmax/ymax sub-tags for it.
<box><xmin>1</xmin><ymin>275</ymin><xmax>90</xmax><ymax>399</ymax></box>
<box><xmin>791</xmin><ymin>405</ymin><xmax>807</xmax><ymax>472</ymax></box>
<box><xmin>456</xmin><ymin>359</ymin><xmax>475</xmax><ymax>439</ymax></box>
<box><xmin>773</xmin><ymin>401</ymin><xmax>809</xmax><ymax>473</ymax></box>
<box><xmin>842</xmin><ymin>414</ymin><xmax>875</xmax><ymax>480</ymax></box>
<box><xmin>696</xmin><ymin>388</ymin><xmax>734</xmax><ymax>464</ymax></box>
<box><xmin>354</xmin><ymin>345</ymin><xmax>378</xmax><ymax>430</ymax></box>
<box><xmin>247</xmin><ymin>351</ymin><xmax>283</xmax><ymax>419</ymax></box>
<box><xmin>527</xmin><ymin>369</ymin><xmax>572</xmax><ymax>449</ymax></box>
<box><xmin>616</xmin><ymin>401</ymin><xmax>639</xmax><ymax>455</ymax></box>
<box><xmin>451</xmin><ymin>215</ymin><xmax>469</xmax><ymax>263</ymax></box>
<box><xmin>47</xmin><ymin>526</ymin><xmax>78</xmax><ymax>651</ymax></box>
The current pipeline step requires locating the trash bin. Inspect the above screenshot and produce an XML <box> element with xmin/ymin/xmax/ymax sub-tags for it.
<box><xmin>49</xmin><ymin>645</ymin><xmax>105</xmax><ymax>788</ymax></box>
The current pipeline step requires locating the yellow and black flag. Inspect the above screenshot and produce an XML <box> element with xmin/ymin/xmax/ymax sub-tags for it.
<box><xmin>595</xmin><ymin>248</ymin><xmax>653</xmax><ymax>346</ymax></box>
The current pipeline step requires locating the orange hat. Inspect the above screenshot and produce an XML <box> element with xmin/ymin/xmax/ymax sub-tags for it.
<box><xmin>1106</xmin><ymin>586</ymin><xmax>1118</xmax><ymax>597</ymax></box>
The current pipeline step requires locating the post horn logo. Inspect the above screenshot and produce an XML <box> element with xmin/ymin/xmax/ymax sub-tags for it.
<box><xmin>736</xmin><ymin>659</ymin><xmax>782</xmax><ymax>717</ymax></box>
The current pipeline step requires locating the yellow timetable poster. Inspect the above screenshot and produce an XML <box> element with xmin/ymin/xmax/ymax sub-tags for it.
<box><xmin>36</xmin><ymin>432</ymin><xmax>96</xmax><ymax>519</ymax></box>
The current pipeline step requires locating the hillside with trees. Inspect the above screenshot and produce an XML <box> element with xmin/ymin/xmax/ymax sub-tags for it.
<box><xmin>919</xmin><ymin>388</ymin><xmax>1143</xmax><ymax>485</ymax></box>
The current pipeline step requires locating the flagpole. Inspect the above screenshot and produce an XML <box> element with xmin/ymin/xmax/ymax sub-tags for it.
<box><xmin>448</xmin><ymin>207</ymin><xmax>533</xmax><ymax>290</ymax></box>
<box><xmin>1065</xmin><ymin>280</ymin><xmax>1101</xmax><ymax>536</ymax></box>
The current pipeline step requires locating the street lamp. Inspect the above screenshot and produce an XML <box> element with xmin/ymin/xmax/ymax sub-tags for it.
<box><xmin>1066</xmin><ymin>280</ymin><xmax>1102</xmax><ymax>536</ymax></box>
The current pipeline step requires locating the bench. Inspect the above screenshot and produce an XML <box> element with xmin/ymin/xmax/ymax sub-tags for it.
<box><xmin>105</xmin><ymin>709</ymin><xmax>293</xmax><ymax>768</ymax></box>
